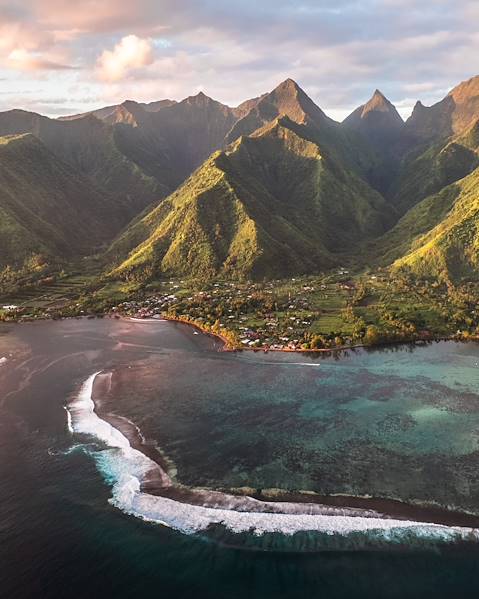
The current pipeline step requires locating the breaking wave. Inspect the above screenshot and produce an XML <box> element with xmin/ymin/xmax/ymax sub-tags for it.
<box><xmin>66</xmin><ymin>372</ymin><xmax>479</xmax><ymax>549</ymax></box>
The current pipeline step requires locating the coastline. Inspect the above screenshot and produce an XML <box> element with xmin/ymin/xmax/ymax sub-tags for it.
<box><xmin>92</xmin><ymin>369</ymin><xmax>479</xmax><ymax>530</ymax></box>
<box><xmin>141</xmin><ymin>315</ymin><xmax>467</xmax><ymax>355</ymax></box>
<box><xmin>1</xmin><ymin>312</ymin><xmax>474</xmax><ymax>356</ymax></box>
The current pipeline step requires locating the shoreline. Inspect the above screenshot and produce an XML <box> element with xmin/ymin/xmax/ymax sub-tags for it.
<box><xmin>1</xmin><ymin>312</ymin><xmax>475</xmax><ymax>356</ymax></box>
<box><xmin>92</xmin><ymin>369</ymin><xmax>479</xmax><ymax>530</ymax></box>
<box><xmin>142</xmin><ymin>315</ymin><xmax>470</xmax><ymax>355</ymax></box>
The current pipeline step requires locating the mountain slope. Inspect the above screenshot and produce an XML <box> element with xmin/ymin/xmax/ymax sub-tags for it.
<box><xmin>389</xmin><ymin>118</ymin><xmax>479</xmax><ymax>214</ymax></box>
<box><xmin>0</xmin><ymin>109</ymin><xmax>165</xmax><ymax>218</ymax></box>
<box><xmin>404</xmin><ymin>75</ymin><xmax>479</xmax><ymax>146</ymax></box>
<box><xmin>367</xmin><ymin>162</ymin><xmax>479</xmax><ymax>282</ymax></box>
<box><xmin>58</xmin><ymin>98</ymin><xmax>177</xmax><ymax>122</ymax></box>
<box><xmin>342</xmin><ymin>90</ymin><xmax>404</xmax><ymax>193</ymax></box>
<box><xmin>0</xmin><ymin>134</ymin><xmax>125</xmax><ymax>268</ymax></box>
<box><xmin>95</xmin><ymin>93</ymin><xmax>242</xmax><ymax>193</ymax></box>
<box><xmin>108</xmin><ymin>117</ymin><xmax>391</xmax><ymax>281</ymax></box>
<box><xmin>226</xmin><ymin>79</ymin><xmax>336</xmax><ymax>142</ymax></box>
<box><xmin>342</xmin><ymin>89</ymin><xmax>404</xmax><ymax>151</ymax></box>
<box><xmin>144</xmin><ymin>92</ymin><xmax>240</xmax><ymax>186</ymax></box>
<box><xmin>391</xmin><ymin>167</ymin><xmax>479</xmax><ymax>282</ymax></box>
<box><xmin>229</xmin><ymin>79</ymin><xmax>379</xmax><ymax>180</ymax></box>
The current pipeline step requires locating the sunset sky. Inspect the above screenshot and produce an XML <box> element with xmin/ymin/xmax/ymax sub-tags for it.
<box><xmin>1</xmin><ymin>0</ymin><xmax>478</xmax><ymax>120</ymax></box>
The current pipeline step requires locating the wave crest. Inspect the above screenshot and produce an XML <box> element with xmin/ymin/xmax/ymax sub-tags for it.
<box><xmin>67</xmin><ymin>373</ymin><xmax>479</xmax><ymax>548</ymax></box>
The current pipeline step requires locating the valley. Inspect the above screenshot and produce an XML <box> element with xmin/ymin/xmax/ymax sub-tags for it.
<box><xmin>1</xmin><ymin>75</ymin><xmax>479</xmax><ymax>351</ymax></box>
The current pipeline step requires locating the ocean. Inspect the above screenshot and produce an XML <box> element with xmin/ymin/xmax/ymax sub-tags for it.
<box><xmin>2</xmin><ymin>318</ymin><xmax>479</xmax><ymax>598</ymax></box>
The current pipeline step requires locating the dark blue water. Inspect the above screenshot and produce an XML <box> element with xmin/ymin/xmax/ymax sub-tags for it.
<box><xmin>2</xmin><ymin>319</ymin><xmax>479</xmax><ymax>598</ymax></box>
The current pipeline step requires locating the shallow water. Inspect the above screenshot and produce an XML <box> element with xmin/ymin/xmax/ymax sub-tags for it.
<box><xmin>95</xmin><ymin>333</ymin><xmax>479</xmax><ymax>513</ymax></box>
<box><xmin>2</xmin><ymin>319</ymin><xmax>479</xmax><ymax>597</ymax></box>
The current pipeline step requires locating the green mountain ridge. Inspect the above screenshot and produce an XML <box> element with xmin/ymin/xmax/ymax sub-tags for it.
<box><xmin>388</xmin><ymin>118</ymin><xmax>479</xmax><ymax>215</ymax></box>
<box><xmin>108</xmin><ymin>117</ymin><xmax>392</xmax><ymax>281</ymax></box>
<box><xmin>0</xmin><ymin>134</ymin><xmax>125</xmax><ymax>268</ymax></box>
<box><xmin>2</xmin><ymin>74</ymin><xmax>479</xmax><ymax>286</ymax></box>
<box><xmin>389</xmin><ymin>166</ymin><xmax>479</xmax><ymax>282</ymax></box>
<box><xmin>103</xmin><ymin>75</ymin><xmax>479</xmax><ymax>284</ymax></box>
<box><xmin>0</xmin><ymin>109</ymin><xmax>165</xmax><ymax>218</ymax></box>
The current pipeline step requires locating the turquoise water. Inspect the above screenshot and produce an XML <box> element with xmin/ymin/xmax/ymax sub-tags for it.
<box><xmin>101</xmin><ymin>340</ymin><xmax>479</xmax><ymax>512</ymax></box>
<box><xmin>2</xmin><ymin>319</ymin><xmax>479</xmax><ymax>597</ymax></box>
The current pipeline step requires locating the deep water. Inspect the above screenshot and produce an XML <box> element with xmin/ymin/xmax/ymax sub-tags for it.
<box><xmin>2</xmin><ymin>318</ymin><xmax>479</xmax><ymax>598</ymax></box>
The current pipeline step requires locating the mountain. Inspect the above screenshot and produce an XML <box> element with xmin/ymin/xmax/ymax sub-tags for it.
<box><xmin>404</xmin><ymin>75</ymin><xmax>479</xmax><ymax>146</ymax></box>
<box><xmin>388</xmin><ymin>116</ymin><xmax>479</xmax><ymax>215</ymax></box>
<box><xmin>1</xmin><ymin>75</ymin><xmax>479</xmax><ymax>285</ymax></box>
<box><xmin>342</xmin><ymin>89</ymin><xmax>404</xmax><ymax>151</ymax></box>
<box><xmin>375</xmin><ymin>77</ymin><xmax>479</xmax><ymax>215</ymax></box>
<box><xmin>366</xmin><ymin>77</ymin><xmax>479</xmax><ymax>282</ymax></box>
<box><xmin>226</xmin><ymin>79</ymin><xmax>337</xmax><ymax>143</ymax></box>
<box><xmin>342</xmin><ymin>90</ymin><xmax>404</xmax><ymax>193</ymax></box>
<box><xmin>0</xmin><ymin>134</ymin><xmax>125</xmax><ymax>268</ymax></box>
<box><xmin>59</xmin><ymin>99</ymin><xmax>177</xmax><ymax>122</ymax></box>
<box><xmin>378</xmin><ymin>165</ymin><xmax>479</xmax><ymax>282</ymax></box>
<box><xmin>123</xmin><ymin>92</ymin><xmax>240</xmax><ymax>189</ymax></box>
<box><xmin>368</xmin><ymin>118</ymin><xmax>479</xmax><ymax>282</ymax></box>
<box><xmin>229</xmin><ymin>79</ymin><xmax>379</xmax><ymax>180</ymax></box>
<box><xmin>61</xmin><ymin>92</ymin><xmax>245</xmax><ymax>193</ymax></box>
<box><xmin>107</xmin><ymin>116</ymin><xmax>391</xmax><ymax>281</ymax></box>
<box><xmin>0</xmin><ymin>109</ymin><xmax>165</xmax><ymax>217</ymax></box>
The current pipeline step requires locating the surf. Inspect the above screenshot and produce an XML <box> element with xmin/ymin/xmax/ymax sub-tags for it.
<box><xmin>66</xmin><ymin>372</ymin><xmax>479</xmax><ymax>549</ymax></box>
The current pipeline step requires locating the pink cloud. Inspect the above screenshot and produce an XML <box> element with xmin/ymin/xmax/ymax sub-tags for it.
<box><xmin>31</xmin><ymin>0</ymin><xmax>170</xmax><ymax>35</ymax></box>
<box><xmin>0</xmin><ymin>12</ymin><xmax>76</xmax><ymax>71</ymax></box>
<box><xmin>7</xmin><ymin>48</ymin><xmax>76</xmax><ymax>71</ymax></box>
<box><xmin>96</xmin><ymin>35</ymin><xmax>155</xmax><ymax>81</ymax></box>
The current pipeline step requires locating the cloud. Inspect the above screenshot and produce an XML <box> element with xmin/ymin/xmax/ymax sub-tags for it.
<box><xmin>0</xmin><ymin>10</ymin><xmax>76</xmax><ymax>72</ymax></box>
<box><xmin>7</xmin><ymin>48</ymin><xmax>76</xmax><ymax>71</ymax></box>
<box><xmin>96</xmin><ymin>35</ymin><xmax>155</xmax><ymax>81</ymax></box>
<box><xmin>0</xmin><ymin>1</ymin><xmax>478</xmax><ymax>118</ymax></box>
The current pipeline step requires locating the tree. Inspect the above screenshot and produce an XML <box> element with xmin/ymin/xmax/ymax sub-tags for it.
<box><xmin>364</xmin><ymin>325</ymin><xmax>381</xmax><ymax>345</ymax></box>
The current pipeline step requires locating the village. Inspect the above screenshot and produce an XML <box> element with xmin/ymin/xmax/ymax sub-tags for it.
<box><xmin>2</xmin><ymin>268</ymin><xmax>479</xmax><ymax>350</ymax></box>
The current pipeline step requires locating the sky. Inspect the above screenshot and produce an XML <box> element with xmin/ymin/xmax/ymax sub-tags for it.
<box><xmin>0</xmin><ymin>0</ymin><xmax>478</xmax><ymax>121</ymax></box>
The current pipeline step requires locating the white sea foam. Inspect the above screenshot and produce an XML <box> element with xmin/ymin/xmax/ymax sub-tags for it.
<box><xmin>68</xmin><ymin>372</ymin><xmax>130</xmax><ymax>449</ymax></box>
<box><xmin>0</xmin><ymin>356</ymin><xmax>7</xmax><ymax>366</ymax></box>
<box><xmin>65</xmin><ymin>406</ymin><xmax>73</xmax><ymax>433</ymax></box>
<box><xmin>67</xmin><ymin>372</ymin><xmax>479</xmax><ymax>544</ymax></box>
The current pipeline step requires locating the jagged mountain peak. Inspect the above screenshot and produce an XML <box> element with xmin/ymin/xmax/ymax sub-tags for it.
<box><xmin>345</xmin><ymin>90</ymin><xmax>403</xmax><ymax>124</ymax></box>
<box><xmin>405</xmin><ymin>75</ymin><xmax>479</xmax><ymax>143</ymax></box>
<box><xmin>363</xmin><ymin>89</ymin><xmax>399</xmax><ymax>114</ymax></box>
<box><xmin>226</xmin><ymin>78</ymin><xmax>333</xmax><ymax>143</ymax></box>
<box><xmin>341</xmin><ymin>89</ymin><xmax>404</xmax><ymax>192</ymax></box>
<box><xmin>341</xmin><ymin>89</ymin><xmax>404</xmax><ymax>162</ymax></box>
<box><xmin>184</xmin><ymin>91</ymin><xmax>218</xmax><ymax>106</ymax></box>
<box><xmin>269</xmin><ymin>78</ymin><xmax>318</xmax><ymax>111</ymax></box>
<box><xmin>274</xmin><ymin>78</ymin><xmax>302</xmax><ymax>94</ymax></box>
